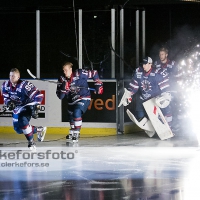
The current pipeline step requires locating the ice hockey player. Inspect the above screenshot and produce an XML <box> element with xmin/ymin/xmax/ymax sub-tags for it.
<box><xmin>154</xmin><ymin>47</ymin><xmax>181</xmax><ymax>81</ymax></box>
<box><xmin>154</xmin><ymin>47</ymin><xmax>182</xmax><ymax>130</ymax></box>
<box><xmin>1</xmin><ymin>68</ymin><xmax>47</xmax><ymax>150</ymax></box>
<box><xmin>56</xmin><ymin>62</ymin><xmax>103</xmax><ymax>142</ymax></box>
<box><xmin>119</xmin><ymin>56</ymin><xmax>173</xmax><ymax>128</ymax></box>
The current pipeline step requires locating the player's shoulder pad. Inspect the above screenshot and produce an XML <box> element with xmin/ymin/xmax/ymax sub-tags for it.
<box><xmin>134</xmin><ymin>67</ymin><xmax>143</xmax><ymax>78</ymax></box>
<box><xmin>20</xmin><ymin>80</ymin><xmax>29</xmax><ymax>86</ymax></box>
<box><xmin>81</xmin><ymin>68</ymin><xmax>90</xmax><ymax>74</ymax></box>
<box><xmin>74</xmin><ymin>68</ymin><xmax>85</xmax><ymax>76</ymax></box>
<box><xmin>154</xmin><ymin>67</ymin><xmax>162</xmax><ymax>73</ymax></box>
<box><xmin>136</xmin><ymin>67</ymin><xmax>143</xmax><ymax>73</ymax></box>
<box><xmin>2</xmin><ymin>80</ymin><xmax>9</xmax><ymax>85</ymax></box>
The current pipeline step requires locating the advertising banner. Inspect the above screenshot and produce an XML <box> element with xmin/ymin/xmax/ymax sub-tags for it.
<box><xmin>0</xmin><ymin>79</ymin><xmax>119</xmax><ymax>127</ymax></box>
<box><xmin>62</xmin><ymin>81</ymin><xmax>117</xmax><ymax>123</ymax></box>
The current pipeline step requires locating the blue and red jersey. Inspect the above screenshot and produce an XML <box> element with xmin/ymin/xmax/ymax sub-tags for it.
<box><xmin>1</xmin><ymin>80</ymin><xmax>43</xmax><ymax>106</ymax></box>
<box><xmin>129</xmin><ymin>67</ymin><xmax>170</xmax><ymax>101</ymax></box>
<box><xmin>56</xmin><ymin>69</ymin><xmax>101</xmax><ymax>105</ymax></box>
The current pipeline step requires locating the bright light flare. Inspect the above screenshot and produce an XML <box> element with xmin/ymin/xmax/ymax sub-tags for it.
<box><xmin>180</xmin><ymin>60</ymin><xmax>186</xmax><ymax>66</ymax></box>
<box><xmin>177</xmin><ymin>44</ymin><xmax>200</xmax><ymax>144</ymax></box>
<box><xmin>187</xmin><ymin>90</ymin><xmax>200</xmax><ymax>143</ymax></box>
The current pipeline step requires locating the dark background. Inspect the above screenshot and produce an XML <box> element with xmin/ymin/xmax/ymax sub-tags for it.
<box><xmin>0</xmin><ymin>0</ymin><xmax>200</xmax><ymax>79</ymax></box>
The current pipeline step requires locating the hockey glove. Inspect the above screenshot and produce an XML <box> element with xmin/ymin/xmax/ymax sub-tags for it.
<box><xmin>118</xmin><ymin>88</ymin><xmax>133</xmax><ymax>107</ymax></box>
<box><xmin>7</xmin><ymin>101</ymin><xmax>16</xmax><ymax>111</ymax></box>
<box><xmin>61</xmin><ymin>81</ymin><xmax>66</xmax><ymax>90</ymax></box>
<box><xmin>94</xmin><ymin>81</ymin><xmax>103</xmax><ymax>94</ymax></box>
<box><xmin>58</xmin><ymin>81</ymin><xmax>70</xmax><ymax>93</ymax></box>
<box><xmin>155</xmin><ymin>92</ymin><xmax>171</xmax><ymax>108</ymax></box>
<box><xmin>61</xmin><ymin>81</ymin><xmax>67</xmax><ymax>91</ymax></box>
<box><xmin>31</xmin><ymin>104</ymin><xmax>40</xmax><ymax>119</ymax></box>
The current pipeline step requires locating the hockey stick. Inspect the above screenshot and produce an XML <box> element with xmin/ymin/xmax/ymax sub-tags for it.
<box><xmin>60</xmin><ymin>86</ymin><xmax>95</xmax><ymax>93</ymax></box>
<box><xmin>0</xmin><ymin>103</ymin><xmax>37</xmax><ymax>116</ymax></box>
<box><xmin>76</xmin><ymin>87</ymin><xmax>95</xmax><ymax>91</ymax></box>
<box><xmin>27</xmin><ymin>69</ymin><xmax>59</xmax><ymax>84</ymax></box>
<box><xmin>15</xmin><ymin>102</ymin><xmax>39</xmax><ymax>114</ymax></box>
<box><xmin>27</xmin><ymin>69</ymin><xmax>95</xmax><ymax>91</ymax></box>
<box><xmin>0</xmin><ymin>107</ymin><xmax>9</xmax><ymax>116</ymax></box>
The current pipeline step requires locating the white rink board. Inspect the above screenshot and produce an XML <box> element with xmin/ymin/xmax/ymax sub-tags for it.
<box><xmin>0</xmin><ymin>79</ymin><xmax>116</xmax><ymax>128</ymax></box>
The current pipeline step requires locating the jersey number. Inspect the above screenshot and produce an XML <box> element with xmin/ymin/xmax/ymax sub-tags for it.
<box><xmin>25</xmin><ymin>82</ymin><xmax>34</xmax><ymax>91</ymax></box>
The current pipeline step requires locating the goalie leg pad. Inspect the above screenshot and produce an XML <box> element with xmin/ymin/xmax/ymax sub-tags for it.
<box><xmin>126</xmin><ymin>109</ymin><xmax>156</xmax><ymax>137</ymax></box>
<box><xmin>143</xmin><ymin>98</ymin><xmax>174</xmax><ymax>140</ymax></box>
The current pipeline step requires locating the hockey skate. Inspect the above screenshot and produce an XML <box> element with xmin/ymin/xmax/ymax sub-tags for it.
<box><xmin>37</xmin><ymin>126</ymin><xmax>47</xmax><ymax>142</ymax></box>
<box><xmin>72</xmin><ymin>131</ymin><xmax>80</xmax><ymax>143</ymax></box>
<box><xmin>28</xmin><ymin>140</ymin><xmax>36</xmax><ymax>150</ymax></box>
<box><xmin>171</xmin><ymin>123</ymin><xmax>180</xmax><ymax>134</ymax></box>
<box><xmin>66</xmin><ymin>129</ymin><xmax>74</xmax><ymax>141</ymax></box>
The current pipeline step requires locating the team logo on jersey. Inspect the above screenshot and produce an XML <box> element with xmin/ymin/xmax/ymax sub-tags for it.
<box><xmin>160</xmin><ymin>69</ymin><xmax>168</xmax><ymax>77</ymax></box>
<box><xmin>141</xmin><ymin>80</ymin><xmax>152</xmax><ymax>92</ymax></box>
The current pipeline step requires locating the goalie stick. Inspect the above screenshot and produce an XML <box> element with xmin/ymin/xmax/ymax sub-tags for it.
<box><xmin>27</xmin><ymin>69</ymin><xmax>95</xmax><ymax>91</ymax></box>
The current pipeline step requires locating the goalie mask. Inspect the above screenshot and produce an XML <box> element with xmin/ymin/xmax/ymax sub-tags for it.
<box><xmin>155</xmin><ymin>92</ymin><xmax>171</xmax><ymax>108</ymax></box>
